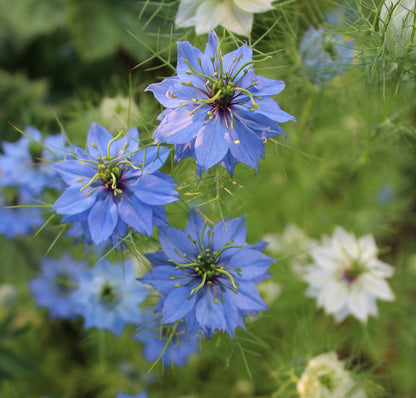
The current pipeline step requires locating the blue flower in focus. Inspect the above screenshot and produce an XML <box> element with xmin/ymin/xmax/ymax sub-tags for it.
<box><xmin>29</xmin><ymin>253</ymin><xmax>86</xmax><ymax>319</ymax></box>
<box><xmin>146</xmin><ymin>31</ymin><xmax>295</xmax><ymax>176</ymax></box>
<box><xmin>0</xmin><ymin>191</ymin><xmax>44</xmax><ymax>238</ymax></box>
<box><xmin>300</xmin><ymin>27</ymin><xmax>354</xmax><ymax>86</ymax></box>
<box><xmin>134</xmin><ymin>317</ymin><xmax>199</xmax><ymax>367</ymax></box>
<box><xmin>140</xmin><ymin>212</ymin><xmax>274</xmax><ymax>338</ymax></box>
<box><xmin>116</xmin><ymin>392</ymin><xmax>147</xmax><ymax>398</ymax></box>
<box><xmin>0</xmin><ymin>126</ymin><xmax>68</xmax><ymax>196</ymax></box>
<box><xmin>52</xmin><ymin>123</ymin><xmax>179</xmax><ymax>245</ymax></box>
<box><xmin>72</xmin><ymin>258</ymin><xmax>149</xmax><ymax>336</ymax></box>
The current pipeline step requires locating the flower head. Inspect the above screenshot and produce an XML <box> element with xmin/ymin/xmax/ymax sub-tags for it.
<box><xmin>29</xmin><ymin>254</ymin><xmax>86</xmax><ymax>319</ymax></box>
<box><xmin>116</xmin><ymin>392</ymin><xmax>147</xmax><ymax>398</ymax></box>
<box><xmin>175</xmin><ymin>0</ymin><xmax>274</xmax><ymax>37</ymax></box>
<box><xmin>72</xmin><ymin>258</ymin><xmax>149</xmax><ymax>336</ymax></box>
<box><xmin>52</xmin><ymin>123</ymin><xmax>179</xmax><ymax>245</ymax></box>
<box><xmin>134</xmin><ymin>317</ymin><xmax>199</xmax><ymax>367</ymax></box>
<box><xmin>146</xmin><ymin>31</ymin><xmax>295</xmax><ymax>176</ymax></box>
<box><xmin>297</xmin><ymin>352</ymin><xmax>366</xmax><ymax>398</ymax></box>
<box><xmin>140</xmin><ymin>212</ymin><xmax>274</xmax><ymax>337</ymax></box>
<box><xmin>304</xmin><ymin>227</ymin><xmax>395</xmax><ymax>322</ymax></box>
<box><xmin>300</xmin><ymin>27</ymin><xmax>354</xmax><ymax>86</ymax></box>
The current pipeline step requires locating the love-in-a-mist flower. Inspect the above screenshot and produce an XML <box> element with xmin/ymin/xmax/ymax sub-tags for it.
<box><xmin>116</xmin><ymin>391</ymin><xmax>147</xmax><ymax>398</ymax></box>
<box><xmin>175</xmin><ymin>0</ymin><xmax>274</xmax><ymax>37</ymax></box>
<box><xmin>29</xmin><ymin>253</ymin><xmax>86</xmax><ymax>319</ymax></box>
<box><xmin>140</xmin><ymin>212</ymin><xmax>274</xmax><ymax>337</ymax></box>
<box><xmin>0</xmin><ymin>126</ymin><xmax>68</xmax><ymax>196</ymax></box>
<box><xmin>380</xmin><ymin>0</ymin><xmax>416</xmax><ymax>59</ymax></box>
<box><xmin>135</xmin><ymin>317</ymin><xmax>199</xmax><ymax>367</ymax></box>
<box><xmin>72</xmin><ymin>259</ymin><xmax>149</xmax><ymax>336</ymax></box>
<box><xmin>52</xmin><ymin>123</ymin><xmax>179</xmax><ymax>245</ymax></box>
<box><xmin>300</xmin><ymin>27</ymin><xmax>354</xmax><ymax>86</ymax></box>
<box><xmin>146</xmin><ymin>31</ymin><xmax>295</xmax><ymax>176</ymax></box>
<box><xmin>304</xmin><ymin>227</ymin><xmax>395</xmax><ymax>322</ymax></box>
<box><xmin>297</xmin><ymin>352</ymin><xmax>366</xmax><ymax>398</ymax></box>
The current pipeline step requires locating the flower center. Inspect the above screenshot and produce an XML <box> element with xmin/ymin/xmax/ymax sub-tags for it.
<box><xmin>343</xmin><ymin>259</ymin><xmax>366</xmax><ymax>283</ymax></box>
<box><xmin>100</xmin><ymin>283</ymin><xmax>119</xmax><ymax>305</ymax></box>
<box><xmin>209</xmin><ymin>77</ymin><xmax>236</xmax><ymax>109</ymax></box>
<box><xmin>29</xmin><ymin>142</ymin><xmax>43</xmax><ymax>165</ymax></box>
<box><xmin>97</xmin><ymin>158</ymin><xmax>123</xmax><ymax>195</ymax></box>
<box><xmin>56</xmin><ymin>272</ymin><xmax>77</xmax><ymax>293</ymax></box>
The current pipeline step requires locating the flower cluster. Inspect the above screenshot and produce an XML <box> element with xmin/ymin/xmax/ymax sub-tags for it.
<box><xmin>146</xmin><ymin>31</ymin><xmax>295</xmax><ymax>176</ymax></box>
<box><xmin>304</xmin><ymin>227</ymin><xmax>395</xmax><ymax>322</ymax></box>
<box><xmin>52</xmin><ymin>123</ymin><xmax>179</xmax><ymax>245</ymax></box>
<box><xmin>140</xmin><ymin>212</ymin><xmax>274</xmax><ymax>337</ymax></box>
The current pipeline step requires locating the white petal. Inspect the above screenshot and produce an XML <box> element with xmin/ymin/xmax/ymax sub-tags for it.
<box><xmin>348</xmin><ymin>288</ymin><xmax>369</xmax><ymax>321</ymax></box>
<box><xmin>234</xmin><ymin>0</ymin><xmax>274</xmax><ymax>13</ymax></box>
<box><xmin>324</xmin><ymin>283</ymin><xmax>349</xmax><ymax>313</ymax></box>
<box><xmin>194</xmin><ymin>1</ymin><xmax>223</xmax><ymax>34</ymax></box>
<box><xmin>360</xmin><ymin>274</ymin><xmax>395</xmax><ymax>301</ymax></box>
<box><xmin>358</xmin><ymin>234</ymin><xmax>377</xmax><ymax>263</ymax></box>
<box><xmin>220</xmin><ymin>2</ymin><xmax>253</xmax><ymax>36</ymax></box>
<box><xmin>333</xmin><ymin>305</ymin><xmax>350</xmax><ymax>323</ymax></box>
<box><xmin>175</xmin><ymin>0</ymin><xmax>202</xmax><ymax>28</ymax></box>
<box><xmin>311</xmin><ymin>246</ymin><xmax>339</xmax><ymax>270</ymax></box>
<box><xmin>369</xmin><ymin>259</ymin><xmax>395</xmax><ymax>278</ymax></box>
<box><xmin>332</xmin><ymin>227</ymin><xmax>360</xmax><ymax>259</ymax></box>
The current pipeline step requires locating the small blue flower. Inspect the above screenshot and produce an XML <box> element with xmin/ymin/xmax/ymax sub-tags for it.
<box><xmin>29</xmin><ymin>253</ymin><xmax>86</xmax><ymax>319</ymax></box>
<box><xmin>146</xmin><ymin>31</ymin><xmax>295</xmax><ymax>176</ymax></box>
<box><xmin>140</xmin><ymin>212</ymin><xmax>274</xmax><ymax>338</ymax></box>
<box><xmin>0</xmin><ymin>191</ymin><xmax>44</xmax><ymax>238</ymax></box>
<box><xmin>300</xmin><ymin>27</ymin><xmax>354</xmax><ymax>86</ymax></box>
<box><xmin>134</xmin><ymin>317</ymin><xmax>199</xmax><ymax>367</ymax></box>
<box><xmin>116</xmin><ymin>392</ymin><xmax>147</xmax><ymax>398</ymax></box>
<box><xmin>52</xmin><ymin>123</ymin><xmax>179</xmax><ymax>245</ymax></box>
<box><xmin>72</xmin><ymin>258</ymin><xmax>149</xmax><ymax>336</ymax></box>
<box><xmin>0</xmin><ymin>126</ymin><xmax>68</xmax><ymax>196</ymax></box>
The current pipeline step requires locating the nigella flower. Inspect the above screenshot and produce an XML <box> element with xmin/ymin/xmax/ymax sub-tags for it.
<box><xmin>134</xmin><ymin>317</ymin><xmax>199</xmax><ymax>367</ymax></box>
<box><xmin>300</xmin><ymin>27</ymin><xmax>354</xmax><ymax>86</ymax></box>
<box><xmin>146</xmin><ymin>31</ymin><xmax>295</xmax><ymax>176</ymax></box>
<box><xmin>0</xmin><ymin>190</ymin><xmax>44</xmax><ymax>239</ymax></box>
<box><xmin>175</xmin><ymin>0</ymin><xmax>274</xmax><ymax>37</ymax></box>
<box><xmin>140</xmin><ymin>212</ymin><xmax>274</xmax><ymax>337</ymax></box>
<box><xmin>304</xmin><ymin>227</ymin><xmax>395</xmax><ymax>322</ymax></box>
<box><xmin>29</xmin><ymin>253</ymin><xmax>86</xmax><ymax>319</ymax></box>
<box><xmin>116</xmin><ymin>392</ymin><xmax>147</xmax><ymax>398</ymax></box>
<box><xmin>0</xmin><ymin>126</ymin><xmax>68</xmax><ymax>196</ymax></box>
<box><xmin>52</xmin><ymin>123</ymin><xmax>179</xmax><ymax>245</ymax></box>
<box><xmin>72</xmin><ymin>259</ymin><xmax>149</xmax><ymax>336</ymax></box>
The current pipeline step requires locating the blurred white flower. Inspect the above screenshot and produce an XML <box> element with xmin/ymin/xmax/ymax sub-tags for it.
<box><xmin>297</xmin><ymin>351</ymin><xmax>366</xmax><ymax>398</ymax></box>
<box><xmin>99</xmin><ymin>95</ymin><xmax>140</xmax><ymax>131</ymax></box>
<box><xmin>175</xmin><ymin>0</ymin><xmax>274</xmax><ymax>36</ymax></box>
<box><xmin>304</xmin><ymin>227</ymin><xmax>395</xmax><ymax>322</ymax></box>
<box><xmin>0</xmin><ymin>283</ymin><xmax>18</xmax><ymax>307</ymax></box>
<box><xmin>380</xmin><ymin>0</ymin><xmax>416</xmax><ymax>58</ymax></box>
<box><xmin>258</xmin><ymin>280</ymin><xmax>281</xmax><ymax>305</ymax></box>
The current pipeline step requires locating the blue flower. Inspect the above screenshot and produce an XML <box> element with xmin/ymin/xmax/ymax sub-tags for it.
<box><xmin>300</xmin><ymin>27</ymin><xmax>354</xmax><ymax>86</ymax></box>
<box><xmin>0</xmin><ymin>190</ymin><xmax>44</xmax><ymax>238</ymax></box>
<box><xmin>52</xmin><ymin>123</ymin><xmax>179</xmax><ymax>245</ymax></box>
<box><xmin>29</xmin><ymin>253</ymin><xmax>86</xmax><ymax>319</ymax></box>
<box><xmin>72</xmin><ymin>258</ymin><xmax>149</xmax><ymax>336</ymax></box>
<box><xmin>146</xmin><ymin>31</ymin><xmax>295</xmax><ymax>176</ymax></box>
<box><xmin>0</xmin><ymin>126</ymin><xmax>68</xmax><ymax>196</ymax></box>
<box><xmin>116</xmin><ymin>392</ymin><xmax>147</xmax><ymax>398</ymax></box>
<box><xmin>140</xmin><ymin>212</ymin><xmax>274</xmax><ymax>338</ymax></box>
<box><xmin>134</xmin><ymin>317</ymin><xmax>199</xmax><ymax>367</ymax></box>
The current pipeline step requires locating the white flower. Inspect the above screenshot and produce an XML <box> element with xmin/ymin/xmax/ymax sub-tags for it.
<box><xmin>304</xmin><ymin>227</ymin><xmax>395</xmax><ymax>323</ymax></box>
<box><xmin>99</xmin><ymin>95</ymin><xmax>140</xmax><ymax>131</ymax></box>
<box><xmin>297</xmin><ymin>352</ymin><xmax>366</xmax><ymax>398</ymax></box>
<box><xmin>175</xmin><ymin>0</ymin><xmax>274</xmax><ymax>36</ymax></box>
<box><xmin>379</xmin><ymin>0</ymin><xmax>416</xmax><ymax>58</ymax></box>
<box><xmin>258</xmin><ymin>280</ymin><xmax>281</xmax><ymax>305</ymax></box>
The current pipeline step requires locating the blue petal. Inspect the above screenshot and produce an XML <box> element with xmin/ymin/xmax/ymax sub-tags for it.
<box><xmin>224</xmin><ymin>44</ymin><xmax>253</xmax><ymax>84</ymax></box>
<box><xmin>176</xmin><ymin>41</ymin><xmax>205</xmax><ymax>84</ymax></box>
<box><xmin>212</xmin><ymin>216</ymin><xmax>247</xmax><ymax>253</ymax></box>
<box><xmin>54</xmin><ymin>160</ymin><xmax>96</xmax><ymax>185</ymax></box>
<box><xmin>134</xmin><ymin>174</ymin><xmax>179</xmax><ymax>205</ymax></box>
<box><xmin>257</xmin><ymin>97</ymin><xmax>297</xmax><ymax>123</ymax></box>
<box><xmin>145</xmin><ymin>252</ymin><xmax>170</xmax><ymax>266</ymax></box>
<box><xmin>158</xmin><ymin>226</ymin><xmax>195</xmax><ymax>263</ymax></box>
<box><xmin>225</xmin><ymin>249</ymin><xmax>273</xmax><ymax>279</ymax></box>
<box><xmin>162</xmin><ymin>286</ymin><xmax>196</xmax><ymax>323</ymax></box>
<box><xmin>129</xmin><ymin>146</ymin><xmax>170</xmax><ymax>176</ymax></box>
<box><xmin>229</xmin><ymin>279</ymin><xmax>267</xmax><ymax>312</ymax></box>
<box><xmin>252</xmin><ymin>76</ymin><xmax>286</xmax><ymax>96</ymax></box>
<box><xmin>87</xmin><ymin>123</ymin><xmax>112</xmax><ymax>158</ymax></box>
<box><xmin>140</xmin><ymin>265</ymin><xmax>183</xmax><ymax>296</ymax></box>
<box><xmin>117</xmin><ymin>194</ymin><xmax>153</xmax><ymax>236</ymax></box>
<box><xmin>195</xmin><ymin>287</ymin><xmax>227</xmax><ymax>336</ymax></box>
<box><xmin>151</xmin><ymin>206</ymin><xmax>168</xmax><ymax>227</ymax></box>
<box><xmin>194</xmin><ymin>120</ymin><xmax>229</xmax><ymax>170</ymax></box>
<box><xmin>109</xmin><ymin>127</ymin><xmax>140</xmax><ymax>157</ymax></box>
<box><xmin>53</xmin><ymin>186</ymin><xmax>99</xmax><ymax>215</ymax></box>
<box><xmin>87</xmin><ymin>197</ymin><xmax>118</xmax><ymax>244</ymax></box>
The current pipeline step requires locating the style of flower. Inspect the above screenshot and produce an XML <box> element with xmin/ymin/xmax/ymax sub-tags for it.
<box><xmin>72</xmin><ymin>259</ymin><xmax>149</xmax><ymax>336</ymax></box>
<box><xmin>134</xmin><ymin>317</ymin><xmax>199</xmax><ymax>367</ymax></box>
<box><xmin>0</xmin><ymin>191</ymin><xmax>44</xmax><ymax>239</ymax></box>
<box><xmin>140</xmin><ymin>212</ymin><xmax>274</xmax><ymax>337</ymax></box>
<box><xmin>304</xmin><ymin>227</ymin><xmax>395</xmax><ymax>322</ymax></box>
<box><xmin>297</xmin><ymin>352</ymin><xmax>366</xmax><ymax>398</ymax></box>
<box><xmin>52</xmin><ymin>123</ymin><xmax>179</xmax><ymax>245</ymax></box>
<box><xmin>146</xmin><ymin>31</ymin><xmax>295</xmax><ymax>176</ymax></box>
<box><xmin>300</xmin><ymin>27</ymin><xmax>354</xmax><ymax>86</ymax></box>
<box><xmin>0</xmin><ymin>126</ymin><xmax>68</xmax><ymax>196</ymax></box>
<box><xmin>380</xmin><ymin>0</ymin><xmax>416</xmax><ymax>59</ymax></box>
<box><xmin>175</xmin><ymin>0</ymin><xmax>274</xmax><ymax>37</ymax></box>
<box><xmin>29</xmin><ymin>253</ymin><xmax>86</xmax><ymax>319</ymax></box>
<box><xmin>116</xmin><ymin>392</ymin><xmax>147</xmax><ymax>398</ymax></box>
